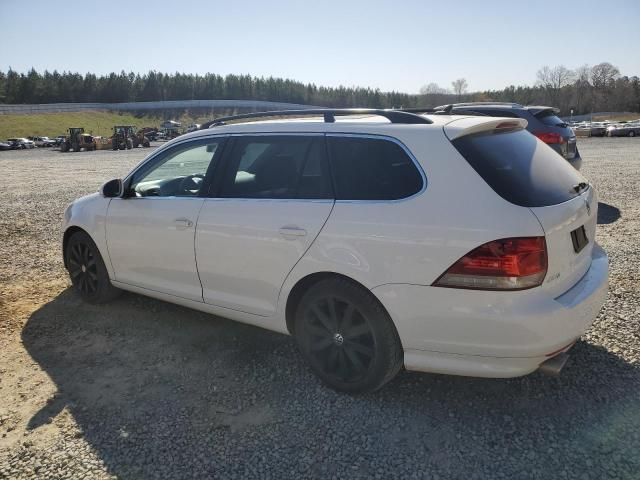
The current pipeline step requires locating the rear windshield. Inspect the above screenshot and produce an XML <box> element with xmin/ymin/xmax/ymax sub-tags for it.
<box><xmin>452</xmin><ymin>129</ymin><xmax>587</xmax><ymax>207</ymax></box>
<box><xmin>535</xmin><ymin>110</ymin><xmax>568</xmax><ymax>128</ymax></box>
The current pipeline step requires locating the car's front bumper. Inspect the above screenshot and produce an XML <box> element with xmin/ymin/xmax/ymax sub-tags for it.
<box><xmin>372</xmin><ymin>243</ymin><xmax>609</xmax><ymax>378</ymax></box>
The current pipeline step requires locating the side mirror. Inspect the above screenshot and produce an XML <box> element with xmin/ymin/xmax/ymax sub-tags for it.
<box><xmin>101</xmin><ymin>178</ymin><xmax>122</xmax><ymax>198</ymax></box>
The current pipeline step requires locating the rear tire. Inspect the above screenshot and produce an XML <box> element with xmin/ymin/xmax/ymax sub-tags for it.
<box><xmin>65</xmin><ymin>231</ymin><xmax>121</xmax><ymax>304</ymax></box>
<box><xmin>630</xmin><ymin>131</ymin><xmax>636</xmax><ymax>137</ymax></box>
<box><xmin>294</xmin><ymin>278</ymin><xmax>403</xmax><ymax>393</ymax></box>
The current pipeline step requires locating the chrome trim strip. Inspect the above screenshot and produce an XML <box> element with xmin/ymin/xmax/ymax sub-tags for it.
<box><xmin>204</xmin><ymin>198</ymin><xmax>334</xmax><ymax>204</ymax></box>
<box><xmin>228</xmin><ymin>132</ymin><xmax>324</xmax><ymax>137</ymax></box>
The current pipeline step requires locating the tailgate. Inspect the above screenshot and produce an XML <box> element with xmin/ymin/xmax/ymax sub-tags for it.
<box><xmin>529</xmin><ymin>187</ymin><xmax>597</xmax><ymax>297</ymax></box>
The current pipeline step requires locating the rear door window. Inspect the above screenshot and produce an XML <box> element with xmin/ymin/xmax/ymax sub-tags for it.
<box><xmin>327</xmin><ymin>136</ymin><xmax>423</xmax><ymax>200</ymax></box>
<box><xmin>452</xmin><ymin>129</ymin><xmax>587</xmax><ymax>207</ymax></box>
<box><xmin>221</xmin><ymin>136</ymin><xmax>332</xmax><ymax>199</ymax></box>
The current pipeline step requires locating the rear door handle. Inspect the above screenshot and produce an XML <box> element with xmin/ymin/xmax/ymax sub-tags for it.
<box><xmin>279</xmin><ymin>226</ymin><xmax>307</xmax><ymax>237</ymax></box>
<box><xmin>174</xmin><ymin>218</ymin><xmax>194</xmax><ymax>229</ymax></box>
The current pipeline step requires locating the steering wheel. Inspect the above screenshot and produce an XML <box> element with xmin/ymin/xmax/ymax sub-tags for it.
<box><xmin>179</xmin><ymin>174</ymin><xmax>205</xmax><ymax>195</ymax></box>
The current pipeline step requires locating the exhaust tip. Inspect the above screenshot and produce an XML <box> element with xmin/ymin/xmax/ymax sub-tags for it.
<box><xmin>538</xmin><ymin>352</ymin><xmax>570</xmax><ymax>376</ymax></box>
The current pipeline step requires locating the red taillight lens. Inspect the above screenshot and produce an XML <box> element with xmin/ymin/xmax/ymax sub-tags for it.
<box><xmin>534</xmin><ymin>132</ymin><xmax>563</xmax><ymax>144</ymax></box>
<box><xmin>433</xmin><ymin>237</ymin><xmax>547</xmax><ymax>290</ymax></box>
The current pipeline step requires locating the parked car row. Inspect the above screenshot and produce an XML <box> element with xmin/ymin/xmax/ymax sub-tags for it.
<box><xmin>0</xmin><ymin>136</ymin><xmax>67</xmax><ymax>150</ymax></box>
<box><xmin>28</xmin><ymin>135</ymin><xmax>57</xmax><ymax>147</ymax></box>
<box><xmin>0</xmin><ymin>137</ymin><xmax>35</xmax><ymax>150</ymax></box>
<box><xmin>606</xmin><ymin>122</ymin><xmax>640</xmax><ymax>137</ymax></box>
<box><xmin>570</xmin><ymin>119</ymin><xmax>640</xmax><ymax>137</ymax></box>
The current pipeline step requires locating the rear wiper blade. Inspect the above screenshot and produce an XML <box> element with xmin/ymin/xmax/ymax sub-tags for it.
<box><xmin>572</xmin><ymin>182</ymin><xmax>588</xmax><ymax>193</ymax></box>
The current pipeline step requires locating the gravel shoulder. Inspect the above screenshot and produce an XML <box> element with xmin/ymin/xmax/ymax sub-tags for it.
<box><xmin>0</xmin><ymin>139</ymin><xmax>639</xmax><ymax>479</ymax></box>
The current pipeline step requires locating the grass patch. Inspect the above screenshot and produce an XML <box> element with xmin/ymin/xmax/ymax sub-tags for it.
<box><xmin>0</xmin><ymin>111</ymin><xmax>166</xmax><ymax>139</ymax></box>
<box><xmin>0</xmin><ymin>110</ymin><xmax>235</xmax><ymax>140</ymax></box>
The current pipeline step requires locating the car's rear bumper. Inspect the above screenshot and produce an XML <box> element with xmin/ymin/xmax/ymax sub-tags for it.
<box><xmin>567</xmin><ymin>153</ymin><xmax>582</xmax><ymax>170</ymax></box>
<box><xmin>372</xmin><ymin>243</ymin><xmax>609</xmax><ymax>378</ymax></box>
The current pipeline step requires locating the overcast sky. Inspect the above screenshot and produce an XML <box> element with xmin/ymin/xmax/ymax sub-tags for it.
<box><xmin>1</xmin><ymin>0</ymin><xmax>639</xmax><ymax>93</ymax></box>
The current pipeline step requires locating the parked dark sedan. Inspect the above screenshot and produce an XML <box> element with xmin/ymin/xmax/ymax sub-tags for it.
<box><xmin>607</xmin><ymin>123</ymin><xmax>640</xmax><ymax>137</ymax></box>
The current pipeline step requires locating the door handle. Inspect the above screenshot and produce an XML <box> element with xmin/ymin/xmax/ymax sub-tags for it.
<box><xmin>279</xmin><ymin>226</ymin><xmax>307</xmax><ymax>237</ymax></box>
<box><xmin>174</xmin><ymin>218</ymin><xmax>194</xmax><ymax>229</ymax></box>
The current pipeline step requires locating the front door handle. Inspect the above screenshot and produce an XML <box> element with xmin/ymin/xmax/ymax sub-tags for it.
<box><xmin>279</xmin><ymin>226</ymin><xmax>307</xmax><ymax>237</ymax></box>
<box><xmin>174</xmin><ymin>218</ymin><xmax>194</xmax><ymax>229</ymax></box>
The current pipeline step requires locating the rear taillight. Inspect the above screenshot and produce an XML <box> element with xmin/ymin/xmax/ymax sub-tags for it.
<box><xmin>433</xmin><ymin>237</ymin><xmax>547</xmax><ymax>290</ymax></box>
<box><xmin>534</xmin><ymin>132</ymin><xmax>563</xmax><ymax>144</ymax></box>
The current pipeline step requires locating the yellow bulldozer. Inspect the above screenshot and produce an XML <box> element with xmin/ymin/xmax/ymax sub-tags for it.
<box><xmin>111</xmin><ymin>125</ymin><xmax>151</xmax><ymax>150</ymax></box>
<box><xmin>59</xmin><ymin>127</ymin><xmax>96</xmax><ymax>152</ymax></box>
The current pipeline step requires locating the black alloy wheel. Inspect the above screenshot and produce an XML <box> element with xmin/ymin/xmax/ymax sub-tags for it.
<box><xmin>65</xmin><ymin>231</ymin><xmax>121</xmax><ymax>303</ymax></box>
<box><xmin>67</xmin><ymin>240</ymin><xmax>99</xmax><ymax>296</ymax></box>
<box><xmin>295</xmin><ymin>278</ymin><xmax>403</xmax><ymax>393</ymax></box>
<box><xmin>302</xmin><ymin>295</ymin><xmax>375</xmax><ymax>384</ymax></box>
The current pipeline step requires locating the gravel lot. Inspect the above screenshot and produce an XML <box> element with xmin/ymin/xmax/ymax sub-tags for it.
<box><xmin>0</xmin><ymin>138</ymin><xmax>639</xmax><ymax>479</ymax></box>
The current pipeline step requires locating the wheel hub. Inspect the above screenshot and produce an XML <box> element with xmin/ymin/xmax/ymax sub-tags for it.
<box><xmin>81</xmin><ymin>264</ymin><xmax>87</xmax><ymax>273</ymax></box>
<box><xmin>333</xmin><ymin>332</ymin><xmax>344</xmax><ymax>346</ymax></box>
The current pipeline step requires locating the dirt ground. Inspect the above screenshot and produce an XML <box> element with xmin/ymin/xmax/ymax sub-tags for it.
<box><xmin>1</xmin><ymin>139</ymin><xmax>639</xmax><ymax>479</ymax></box>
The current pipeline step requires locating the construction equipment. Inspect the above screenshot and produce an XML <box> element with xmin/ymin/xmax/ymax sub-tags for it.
<box><xmin>133</xmin><ymin>129</ymin><xmax>151</xmax><ymax>148</ymax></box>
<box><xmin>111</xmin><ymin>125</ymin><xmax>151</xmax><ymax>150</ymax></box>
<box><xmin>59</xmin><ymin>128</ymin><xmax>96</xmax><ymax>152</ymax></box>
<box><xmin>112</xmin><ymin>125</ymin><xmax>135</xmax><ymax>150</ymax></box>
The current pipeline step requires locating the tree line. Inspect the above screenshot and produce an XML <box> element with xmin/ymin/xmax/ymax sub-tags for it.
<box><xmin>0</xmin><ymin>69</ymin><xmax>416</xmax><ymax>109</ymax></box>
<box><xmin>0</xmin><ymin>62</ymin><xmax>638</xmax><ymax>115</ymax></box>
<box><xmin>485</xmin><ymin>62</ymin><xmax>640</xmax><ymax>116</ymax></box>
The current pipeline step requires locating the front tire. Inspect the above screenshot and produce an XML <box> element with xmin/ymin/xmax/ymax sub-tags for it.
<box><xmin>629</xmin><ymin>131</ymin><xmax>636</xmax><ymax>137</ymax></box>
<box><xmin>294</xmin><ymin>278</ymin><xmax>403</xmax><ymax>393</ymax></box>
<box><xmin>65</xmin><ymin>231</ymin><xmax>121</xmax><ymax>304</ymax></box>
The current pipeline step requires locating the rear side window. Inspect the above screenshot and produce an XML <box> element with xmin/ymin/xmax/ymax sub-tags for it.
<box><xmin>221</xmin><ymin>136</ymin><xmax>332</xmax><ymax>199</ymax></box>
<box><xmin>452</xmin><ymin>129</ymin><xmax>587</xmax><ymax>207</ymax></box>
<box><xmin>535</xmin><ymin>110</ymin><xmax>568</xmax><ymax>127</ymax></box>
<box><xmin>327</xmin><ymin>136</ymin><xmax>423</xmax><ymax>200</ymax></box>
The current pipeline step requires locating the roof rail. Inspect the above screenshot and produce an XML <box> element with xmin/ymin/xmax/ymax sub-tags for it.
<box><xmin>435</xmin><ymin>102</ymin><xmax>524</xmax><ymax>109</ymax></box>
<box><xmin>200</xmin><ymin>108</ymin><xmax>433</xmax><ymax>129</ymax></box>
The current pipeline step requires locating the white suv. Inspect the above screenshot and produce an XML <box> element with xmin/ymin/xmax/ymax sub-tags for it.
<box><xmin>62</xmin><ymin>109</ymin><xmax>609</xmax><ymax>393</ymax></box>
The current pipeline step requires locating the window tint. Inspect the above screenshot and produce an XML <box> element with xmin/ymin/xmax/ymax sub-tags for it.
<box><xmin>130</xmin><ymin>140</ymin><xmax>221</xmax><ymax>197</ymax></box>
<box><xmin>327</xmin><ymin>136</ymin><xmax>423</xmax><ymax>200</ymax></box>
<box><xmin>481</xmin><ymin>109</ymin><xmax>520</xmax><ymax>118</ymax></box>
<box><xmin>535</xmin><ymin>110</ymin><xmax>568</xmax><ymax>127</ymax></box>
<box><xmin>453</xmin><ymin>109</ymin><xmax>519</xmax><ymax>118</ymax></box>
<box><xmin>452</xmin><ymin>129</ymin><xmax>587</xmax><ymax>207</ymax></box>
<box><xmin>221</xmin><ymin>136</ymin><xmax>332</xmax><ymax>199</ymax></box>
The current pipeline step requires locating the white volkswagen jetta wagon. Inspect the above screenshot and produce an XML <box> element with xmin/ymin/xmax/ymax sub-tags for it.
<box><xmin>62</xmin><ymin>109</ymin><xmax>609</xmax><ymax>393</ymax></box>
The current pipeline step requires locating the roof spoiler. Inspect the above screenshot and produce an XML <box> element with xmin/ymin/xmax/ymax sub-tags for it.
<box><xmin>444</xmin><ymin>117</ymin><xmax>528</xmax><ymax>141</ymax></box>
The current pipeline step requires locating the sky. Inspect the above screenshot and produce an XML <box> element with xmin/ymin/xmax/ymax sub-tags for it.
<box><xmin>1</xmin><ymin>0</ymin><xmax>639</xmax><ymax>94</ymax></box>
